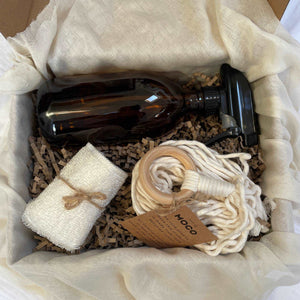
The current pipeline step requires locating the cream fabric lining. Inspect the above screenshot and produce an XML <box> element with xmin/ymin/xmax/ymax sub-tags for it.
<box><xmin>0</xmin><ymin>0</ymin><xmax>300</xmax><ymax>299</ymax></box>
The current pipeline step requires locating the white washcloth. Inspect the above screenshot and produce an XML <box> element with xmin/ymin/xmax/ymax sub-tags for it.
<box><xmin>22</xmin><ymin>143</ymin><xmax>127</xmax><ymax>251</ymax></box>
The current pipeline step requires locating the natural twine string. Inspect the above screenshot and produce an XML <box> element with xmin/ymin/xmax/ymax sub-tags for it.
<box><xmin>58</xmin><ymin>176</ymin><xmax>107</xmax><ymax>210</ymax></box>
<box><xmin>132</xmin><ymin>140</ymin><xmax>274</xmax><ymax>256</ymax></box>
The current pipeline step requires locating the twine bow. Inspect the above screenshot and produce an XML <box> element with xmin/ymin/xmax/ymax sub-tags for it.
<box><xmin>58</xmin><ymin>176</ymin><xmax>107</xmax><ymax>210</ymax></box>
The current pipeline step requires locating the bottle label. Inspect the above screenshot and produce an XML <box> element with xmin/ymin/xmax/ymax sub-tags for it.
<box><xmin>121</xmin><ymin>206</ymin><xmax>217</xmax><ymax>248</ymax></box>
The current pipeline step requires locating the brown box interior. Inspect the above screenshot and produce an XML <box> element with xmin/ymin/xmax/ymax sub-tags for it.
<box><xmin>0</xmin><ymin>0</ymin><xmax>49</xmax><ymax>38</ymax></box>
<box><xmin>267</xmin><ymin>0</ymin><xmax>290</xmax><ymax>20</ymax></box>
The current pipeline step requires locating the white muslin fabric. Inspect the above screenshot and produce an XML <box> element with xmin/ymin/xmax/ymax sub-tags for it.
<box><xmin>22</xmin><ymin>143</ymin><xmax>127</xmax><ymax>251</ymax></box>
<box><xmin>132</xmin><ymin>140</ymin><xmax>270</xmax><ymax>256</ymax></box>
<box><xmin>0</xmin><ymin>0</ymin><xmax>300</xmax><ymax>299</ymax></box>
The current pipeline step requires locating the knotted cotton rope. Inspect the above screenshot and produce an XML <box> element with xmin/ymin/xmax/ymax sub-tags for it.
<box><xmin>132</xmin><ymin>140</ymin><xmax>273</xmax><ymax>256</ymax></box>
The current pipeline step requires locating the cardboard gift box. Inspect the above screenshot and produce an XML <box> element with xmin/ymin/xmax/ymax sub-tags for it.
<box><xmin>0</xmin><ymin>1</ymin><xmax>300</xmax><ymax>299</ymax></box>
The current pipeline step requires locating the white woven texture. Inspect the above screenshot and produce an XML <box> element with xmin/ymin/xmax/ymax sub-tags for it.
<box><xmin>0</xmin><ymin>0</ymin><xmax>300</xmax><ymax>299</ymax></box>
<box><xmin>22</xmin><ymin>143</ymin><xmax>127</xmax><ymax>251</ymax></box>
<box><xmin>132</xmin><ymin>140</ymin><xmax>271</xmax><ymax>256</ymax></box>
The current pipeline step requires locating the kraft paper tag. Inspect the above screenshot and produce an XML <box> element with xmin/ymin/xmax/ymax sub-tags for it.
<box><xmin>121</xmin><ymin>206</ymin><xmax>217</xmax><ymax>248</ymax></box>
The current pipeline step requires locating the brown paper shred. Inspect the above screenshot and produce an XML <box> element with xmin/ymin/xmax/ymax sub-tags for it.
<box><xmin>35</xmin><ymin>240</ymin><xmax>49</xmax><ymax>250</ymax></box>
<box><xmin>31</xmin><ymin>182</ymin><xmax>37</xmax><ymax>194</ymax></box>
<box><xmin>149</xmin><ymin>140</ymin><xmax>155</xmax><ymax>150</ymax></box>
<box><xmin>61</xmin><ymin>148</ymin><xmax>70</xmax><ymax>159</ymax></box>
<box><xmin>48</xmin><ymin>148</ymin><xmax>60</xmax><ymax>175</ymax></box>
<box><xmin>39</xmin><ymin>181</ymin><xmax>48</xmax><ymax>189</ymax></box>
<box><xmin>206</xmin><ymin>75</ymin><xmax>219</xmax><ymax>86</ymax></box>
<box><xmin>183</xmin><ymin>72</ymin><xmax>220</xmax><ymax>90</ymax></box>
<box><xmin>128</xmin><ymin>239</ymin><xmax>144</xmax><ymax>247</ymax></box>
<box><xmin>40</xmin><ymin>144</ymin><xmax>47</xmax><ymax>156</ymax></box>
<box><xmin>54</xmin><ymin>152</ymin><xmax>64</xmax><ymax>161</ymax></box>
<box><xmin>58</xmin><ymin>160</ymin><xmax>67</xmax><ymax>167</ymax></box>
<box><xmin>29</xmin><ymin>72</ymin><xmax>266</xmax><ymax>253</ymax></box>
<box><xmin>33</xmin><ymin>163</ymin><xmax>41</xmax><ymax>175</ymax></box>
<box><xmin>29</xmin><ymin>137</ymin><xmax>52</xmax><ymax>182</ymax></box>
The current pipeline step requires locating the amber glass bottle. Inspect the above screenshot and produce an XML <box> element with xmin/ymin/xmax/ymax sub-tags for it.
<box><xmin>37</xmin><ymin>72</ymin><xmax>222</xmax><ymax>145</ymax></box>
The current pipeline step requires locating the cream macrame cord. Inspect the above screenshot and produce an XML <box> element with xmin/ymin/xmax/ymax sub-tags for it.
<box><xmin>131</xmin><ymin>140</ymin><xmax>273</xmax><ymax>256</ymax></box>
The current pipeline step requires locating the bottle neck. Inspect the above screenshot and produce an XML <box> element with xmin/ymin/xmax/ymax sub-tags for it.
<box><xmin>184</xmin><ymin>92</ymin><xmax>204</xmax><ymax>112</ymax></box>
<box><xmin>184</xmin><ymin>87</ymin><xmax>225</xmax><ymax>116</ymax></box>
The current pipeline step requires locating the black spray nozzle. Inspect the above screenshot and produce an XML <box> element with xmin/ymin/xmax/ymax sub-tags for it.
<box><xmin>203</xmin><ymin>64</ymin><xmax>258</xmax><ymax>147</ymax></box>
<box><xmin>220</xmin><ymin>64</ymin><xmax>258</xmax><ymax>146</ymax></box>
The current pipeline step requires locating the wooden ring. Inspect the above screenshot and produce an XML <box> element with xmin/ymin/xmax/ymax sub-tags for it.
<box><xmin>138</xmin><ymin>146</ymin><xmax>197</xmax><ymax>206</ymax></box>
